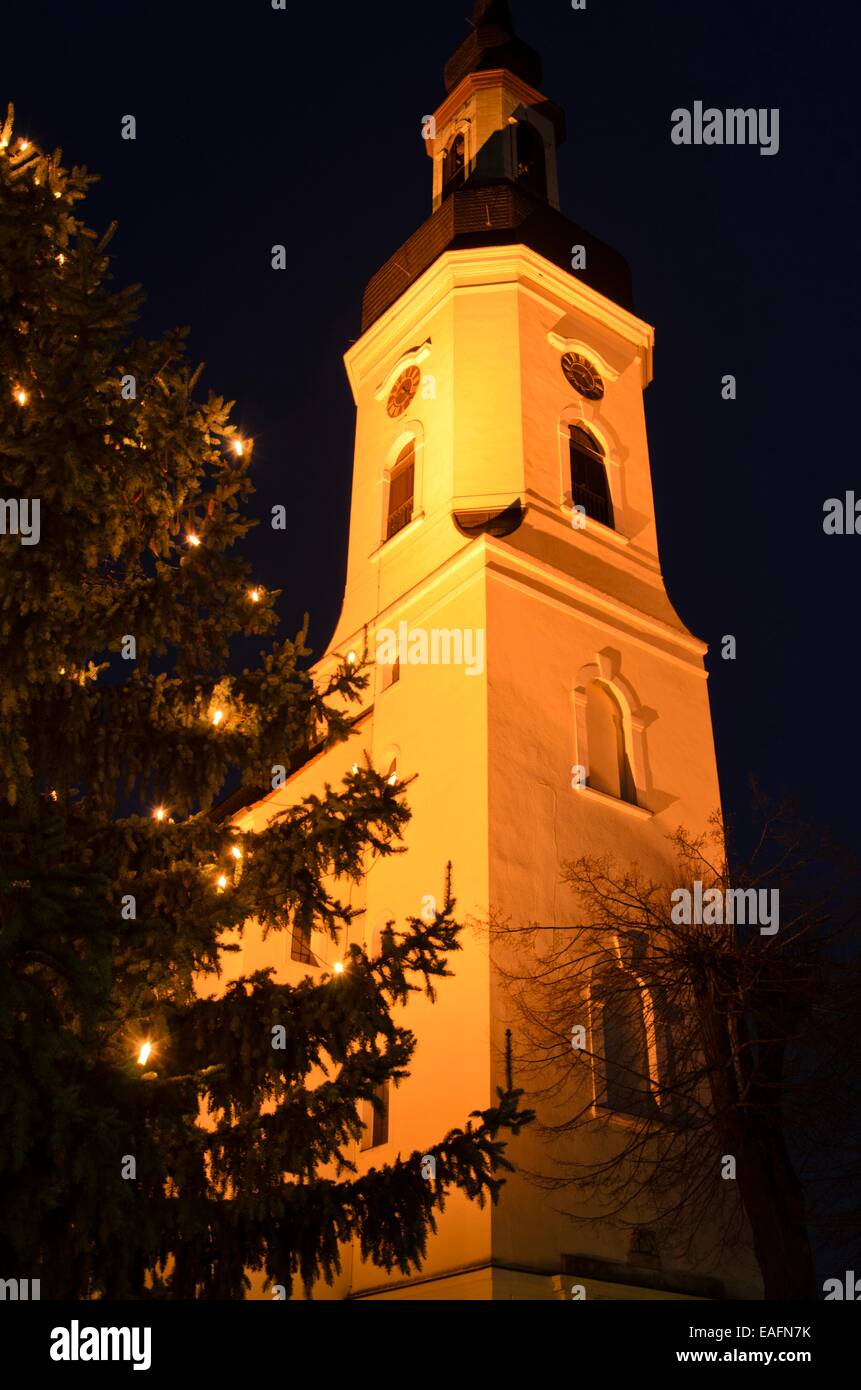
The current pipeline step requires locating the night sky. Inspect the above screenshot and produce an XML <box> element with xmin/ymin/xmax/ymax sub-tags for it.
<box><xmin>5</xmin><ymin>0</ymin><xmax>859</xmax><ymax>852</ymax></box>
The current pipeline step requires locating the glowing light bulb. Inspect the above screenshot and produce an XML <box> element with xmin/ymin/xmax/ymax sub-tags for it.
<box><xmin>351</xmin><ymin>763</ymin><xmax>359</xmax><ymax>775</ymax></box>
<box><xmin>49</xmin><ymin>789</ymin><xmax>58</xmax><ymax>802</ymax></box>
<box><xmin>230</xmin><ymin>846</ymin><xmax>242</xmax><ymax>862</ymax></box>
<box><xmin>232</xmin><ymin>439</ymin><xmax>245</xmax><ymax>458</ymax></box>
<box><xmin>346</xmin><ymin>651</ymin><xmax>357</xmax><ymax>667</ymax></box>
<box><xmin>19</xmin><ymin>139</ymin><xmax>30</xmax><ymax>152</ymax></box>
<box><xmin>13</xmin><ymin>386</ymin><xmax>28</xmax><ymax>406</ymax></box>
<box><xmin>56</xmin><ymin>253</ymin><xmax>65</xmax><ymax>266</ymax></box>
<box><xmin>211</xmin><ymin>709</ymin><xmax>224</xmax><ymax>727</ymax></box>
<box><xmin>249</xmin><ymin>588</ymin><xmax>261</xmax><ymax>603</ymax></box>
<box><xmin>53</xmin><ymin>190</ymin><xmax>61</xmax><ymax>199</ymax></box>
<box><xmin>137</xmin><ymin>1042</ymin><xmax>152</xmax><ymax>1066</ymax></box>
<box><xmin>217</xmin><ymin>874</ymin><xmax>228</xmax><ymax>890</ymax></box>
<box><xmin>387</xmin><ymin>773</ymin><xmax>398</xmax><ymax>786</ymax></box>
<box><xmin>333</xmin><ymin>961</ymin><xmax>344</xmax><ymax>975</ymax></box>
<box><xmin>153</xmin><ymin>807</ymin><xmax>167</xmax><ymax>823</ymax></box>
<box><xmin>187</xmin><ymin>533</ymin><xmax>201</xmax><ymax>548</ymax></box>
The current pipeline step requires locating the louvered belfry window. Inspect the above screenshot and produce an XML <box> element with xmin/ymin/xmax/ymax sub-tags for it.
<box><xmin>569</xmin><ymin>425</ymin><xmax>614</xmax><ymax>530</ymax></box>
<box><xmin>386</xmin><ymin>441</ymin><xmax>415</xmax><ymax>540</ymax></box>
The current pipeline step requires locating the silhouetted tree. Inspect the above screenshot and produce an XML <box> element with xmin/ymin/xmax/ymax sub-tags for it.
<box><xmin>494</xmin><ymin>796</ymin><xmax>861</xmax><ymax>1300</ymax></box>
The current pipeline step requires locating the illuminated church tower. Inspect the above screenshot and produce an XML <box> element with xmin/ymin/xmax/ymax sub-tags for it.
<box><xmin>235</xmin><ymin>1</ymin><xmax>753</xmax><ymax>1299</ymax></box>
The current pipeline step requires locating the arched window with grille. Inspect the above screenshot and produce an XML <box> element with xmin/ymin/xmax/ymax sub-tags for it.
<box><xmin>516</xmin><ymin>121</ymin><xmax>547</xmax><ymax>198</ymax></box>
<box><xmin>442</xmin><ymin>133</ymin><xmax>465</xmax><ymax>199</ymax></box>
<box><xmin>386</xmin><ymin>440</ymin><xmax>415</xmax><ymax>540</ymax></box>
<box><xmin>570</xmin><ymin>425</ymin><xmax>614</xmax><ymax>530</ymax></box>
<box><xmin>585</xmin><ymin>679</ymin><xmax>636</xmax><ymax>804</ymax></box>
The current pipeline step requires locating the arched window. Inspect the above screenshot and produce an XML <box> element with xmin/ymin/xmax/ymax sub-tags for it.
<box><xmin>442</xmin><ymin>133</ymin><xmax>465</xmax><ymax>199</ymax></box>
<box><xmin>594</xmin><ymin>968</ymin><xmax>656</xmax><ymax>1118</ymax></box>
<box><xmin>516</xmin><ymin>122</ymin><xmax>547</xmax><ymax>198</ymax></box>
<box><xmin>386</xmin><ymin>440</ymin><xmax>415</xmax><ymax>540</ymax></box>
<box><xmin>570</xmin><ymin>425</ymin><xmax>614</xmax><ymax>530</ymax></box>
<box><xmin>585</xmin><ymin>679</ymin><xmax>636</xmax><ymax>803</ymax></box>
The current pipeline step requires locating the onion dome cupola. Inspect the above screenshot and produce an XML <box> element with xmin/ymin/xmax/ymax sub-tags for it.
<box><xmin>361</xmin><ymin>1</ymin><xmax>633</xmax><ymax>331</ymax></box>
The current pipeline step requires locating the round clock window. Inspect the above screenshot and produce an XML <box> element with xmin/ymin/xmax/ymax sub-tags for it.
<box><xmin>560</xmin><ymin>352</ymin><xmax>605</xmax><ymax>401</ymax></box>
<box><xmin>386</xmin><ymin>366</ymin><xmax>421</xmax><ymax>418</ymax></box>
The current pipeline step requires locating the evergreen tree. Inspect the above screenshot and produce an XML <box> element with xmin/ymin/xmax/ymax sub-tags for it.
<box><xmin>0</xmin><ymin>105</ymin><xmax>531</xmax><ymax>1299</ymax></box>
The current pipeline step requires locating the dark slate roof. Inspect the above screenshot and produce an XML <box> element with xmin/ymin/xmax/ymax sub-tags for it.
<box><xmin>445</xmin><ymin>0</ymin><xmax>542</xmax><ymax>95</ymax></box>
<box><xmin>361</xmin><ymin>181</ymin><xmax>634</xmax><ymax>332</ymax></box>
<box><xmin>210</xmin><ymin>707</ymin><xmax>375</xmax><ymax>824</ymax></box>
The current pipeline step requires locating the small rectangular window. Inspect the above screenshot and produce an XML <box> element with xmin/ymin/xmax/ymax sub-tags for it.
<box><xmin>290</xmin><ymin>921</ymin><xmax>313</xmax><ymax>964</ymax></box>
<box><xmin>360</xmin><ymin>1081</ymin><xmax>390</xmax><ymax>1151</ymax></box>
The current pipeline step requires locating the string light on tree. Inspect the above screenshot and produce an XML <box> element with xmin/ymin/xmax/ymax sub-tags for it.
<box><xmin>187</xmin><ymin>533</ymin><xmax>201</xmax><ymax>548</ymax></box>
<box><xmin>153</xmin><ymin>807</ymin><xmax>167</xmax><ymax>823</ymax></box>
<box><xmin>248</xmin><ymin>588</ymin><xmax>261</xmax><ymax>603</ymax></box>
<box><xmin>333</xmin><ymin>961</ymin><xmax>345</xmax><ymax>975</ymax></box>
<box><xmin>211</xmin><ymin>709</ymin><xmax>225</xmax><ymax>728</ymax></box>
<box><xmin>231</xmin><ymin>439</ymin><xmax>246</xmax><ymax>459</ymax></box>
<box><xmin>137</xmin><ymin>1042</ymin><xmax>153</xmax><ymax>1066</ymax></box>
<box><xmin>230</xmin><ymin>846</ymin><xmax>242</xmax><ymax>862</ymax></box>
<box><xmin>13</xmin><ymin>386</ymin><xmax>28</xmax><ymax>407</ymax></box>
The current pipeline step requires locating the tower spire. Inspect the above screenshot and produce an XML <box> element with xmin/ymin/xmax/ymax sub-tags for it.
<box><xmin>471</xmin><ymin>0</ymin><xmax>514</xmax><ymax>22</ymax></box>
<box><xmin>444</xmin><ymin>0</ymin><xmax>542</xmax><ymax>95</ymax></box>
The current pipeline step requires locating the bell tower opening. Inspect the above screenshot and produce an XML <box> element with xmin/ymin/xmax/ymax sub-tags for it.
<box><xmin>515</xmin><ymin>120</ymin><xmax>547</xmax><ymax>197</ymax></box>
<box><xmin>442</xmin><ymin>132</ymin><xmax>466</xmax><ymax>199</ymax></box>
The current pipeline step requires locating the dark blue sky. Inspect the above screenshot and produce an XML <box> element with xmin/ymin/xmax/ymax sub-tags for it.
<box><xmin>5</xmin><ymin>0</ymin><xmax>859</xmax><ymax>850</ymax></box>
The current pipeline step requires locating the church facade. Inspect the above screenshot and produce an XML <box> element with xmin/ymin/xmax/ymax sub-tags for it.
<box><xmin>231</xmin><ymin>1</ymin><xmax>756</xmax><ymax>1300</ymax></box>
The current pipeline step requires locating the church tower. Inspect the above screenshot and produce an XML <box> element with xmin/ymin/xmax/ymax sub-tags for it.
<box><xmin>235</xmin><ymin>1</ymin><xmax>750</xmax><ymax>1299</ymax></box>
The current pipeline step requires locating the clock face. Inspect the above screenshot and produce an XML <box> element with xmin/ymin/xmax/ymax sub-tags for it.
<box><xmin>561</xmin><ymin>352</ymin><xmax>605</xmax><ymax>401</ymax></box>
<box><xmin>386</xmin><ymin>366</ymin><xmax>421</xmax><ymax>418</ymax></box>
